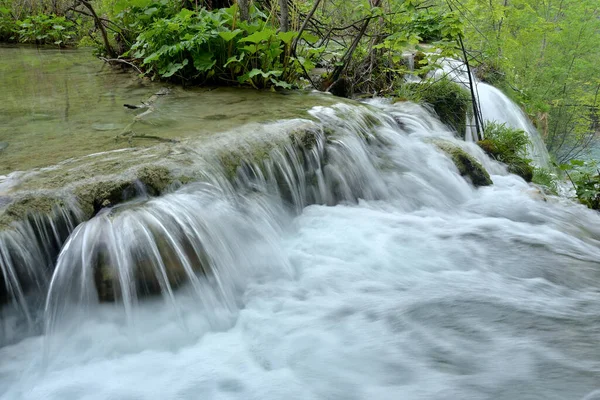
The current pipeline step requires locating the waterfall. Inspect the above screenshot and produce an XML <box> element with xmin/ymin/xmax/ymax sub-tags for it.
<box><xmin>2</xmin><ymin>101</ymin><xmax>600</xmax><ymax>399</ymax></box>
<box><xmin>418</xmin><ymin>57</ymin><xmax>552</xmax><ymax>167</ymax></box>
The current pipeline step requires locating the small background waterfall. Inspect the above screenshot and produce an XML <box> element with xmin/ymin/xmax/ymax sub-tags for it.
<box><xmin>432</xmin><ymin>58</ymin><xmax>551</xmax><ymax>167</ymax></box>
<box><xmin>1</xmin><ymin>50</ymin><xmax>600</xmax><ymax>400</ymax></box>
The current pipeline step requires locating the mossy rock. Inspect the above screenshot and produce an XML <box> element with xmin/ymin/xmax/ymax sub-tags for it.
<box><xmin>401</xmin><ymin>79</ymin><xmax>471</xmax><ymax>137</ymax></box>
<box><xmin>474</xmin><ymin>62</ymin><xmax>506</xmax><ymax>86</ymax></box>
<box><xmin>507</xmin><ymin>159</ymin><xmax>534</xmax><ymax>182</ymax></box>
<box><xmin>431</xmin><ymin>139</ymin><xmax>492</xmax><ymax>187</ymax></box>
<box><xmin>93</xmin><ymin>223</ymin><xmax>210</xmax><ymax>302</ymax></box>
<box><xmin>74</xmin><ymin>165</ymin><xmax>174</xmax><ymax>218</ymax></box>
<box><xmin>0</xmin><ymin>195</ymin><xmax>66</xmax><ymax>230</ymax></box>
<box><xmin>137</xmin><ymin>165</ymin><xmax>174</xmax><ymax>194</ymax></box>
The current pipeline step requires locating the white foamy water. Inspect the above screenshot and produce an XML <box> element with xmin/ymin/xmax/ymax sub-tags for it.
<box><xmin>1</xmin><ymin>102</ymin><xmax>600</xmax><ymax>400</ymax></box>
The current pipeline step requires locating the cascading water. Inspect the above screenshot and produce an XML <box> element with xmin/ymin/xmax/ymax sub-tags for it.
<box><xmin>1</xmin><ymin>101</ymin><xmax>600</xmax><ymax>400</ymax></box>
<box><xmin>0</xmin><ymin>202</ymin><xmax>82</xmax><ymax>345</ymax></box>
<box><xmin>431</xmin><ymin>58</ymin><xmax>551</xmax><ymax>167</ymax></box>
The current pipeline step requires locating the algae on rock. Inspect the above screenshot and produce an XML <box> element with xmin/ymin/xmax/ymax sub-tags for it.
<box><xmin>430</xmin><ymin>139</ymin><xmax>493</xmax><ymax>187</ymax></box>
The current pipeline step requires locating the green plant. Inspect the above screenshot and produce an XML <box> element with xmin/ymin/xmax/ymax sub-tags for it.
<box><xmin>478</xmin><ymin>122</ymin><xmax>534</xmax><ymax>181</ymax></box>
<box><xmin>399</xmin><ymin>78</ymin><xmax>472</xmax><ymax>136</ymax></box>
<box><xmin>405</xmin><ymin>9</ymin><xmax>462</xmax><ymax>43</ymax></box>
<box><xmin>17</xmin><ymin>13</ymin><xmax>76</xmax><ymax>46</ymax></box>
<box><xmin>0</xmin><ymin>6</ymin><xmax>16</xmax><ymax>41</ymax></box>
<box><xmin>128</xmin><ymin>5</ymin><xmax>314</xmax><ymax>88</ymax></box>
<box><xmin>559</xmin><ymin>159</ymin><xmax>600</xmax><ymax>210</ymax></box>
<box><xmin>532</xmin><ymin>167</ymin><xmax>558</xmax><ymax>194</ymax></box>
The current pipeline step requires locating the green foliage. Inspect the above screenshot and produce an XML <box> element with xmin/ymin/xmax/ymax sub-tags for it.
<box><xmin>405</xmin><ymin>9</ymin><xmax>462</xmax><ymax>42</ymax></box>
<box><xmin>399</xmin><ymin>78</ymin><xmax>472</xmax><ymax>136</ymax></box>
<box><xmin>128</xmin><ymin>5</ymin><xmax>312</xmax><ymax>88</ymax></box>
<box><xmin>532</xmin><ymin>167</ymin><xmax>558</xmax><ymax>194</ymax></box>
<box><xmin>559</xmin><ymin>159</ymin><xmax>600</xmax><ymax>209</ymax></box>
<box><xmin>16</xmin><ymin>13</ymin><xmax>76</xmax><ymax>46</ymax></box>
<box><xmin>461</xmin><ymin>0</ymin><xmax>600</xmax><ymax>162</ymax></box>
<box><xmin>481</xmin><ymin>122</ymin><xmax>530</xmax><ymax>160</ymax></box>
<box><xmin>478</xmin><ymin>122</ymin><xmax>534</xmax><ymax>181</ymax></box>
<box><xmin>0</xmin><ymin>6</ymin><xmax>16</xmax><ymax>41</ymax></box>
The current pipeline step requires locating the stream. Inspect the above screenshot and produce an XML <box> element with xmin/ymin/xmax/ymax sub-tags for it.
<box><xmin>1</xmin><ymin>47</ymin><xmax>600</xmax><ymax>400</ymax></box>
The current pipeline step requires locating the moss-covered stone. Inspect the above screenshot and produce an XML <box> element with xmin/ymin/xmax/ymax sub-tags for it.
<box><xmin>137</xmin><ymin>165</ymin><xmax>174</xmax><ymax>195</ymax></box>
<box><xmin>431</xmin><ymin>140</ymin><xmax>493</xmax><ymax>187</ymax></box>
<box><xmin>0</xmin><ymin>196</ymin><xmax>65</xmax><ymax>230</ymax></box>
<box><xmin>93</xmin><ymin>224</ymin><xmax>210</xmax><ymax>302</ymax></box>
<box><xmin>73</xmin><ymin>166</ymin><xmax>176</xmax><ymax>218</ymax></box>
<box><xmin>508</xmin><ymin>159</ymin><xmax>534</xmax><ymax>182</ymax></box>
<box><xmin>75</xmin><ymin>180</ymin><xmax>137</xmax><ymax>218</ymax></box>
<box><xmin>400</xmin><ymin>79</ymin><xmax>471</xmax><ymax>137</ymax></box>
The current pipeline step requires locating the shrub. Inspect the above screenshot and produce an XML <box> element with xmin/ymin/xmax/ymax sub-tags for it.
<box><xmin>127</xmin><ymin>5</ymin><xmax>314</xmax><ymax>88</ymax></box>
<box><xmin>559</xmin><ymin>159</ymin><xmax>600</xmax><ymax>210</ymax></box>
<box><xmin>400</xmin><ymin>78</ymin><xmax>472</xmax><ymax>136</ymax></box>
<box><xmin>0</xmin><ymin>6</ymin><xmax>16</xmax><ymax>41</ymax></box>
<box><xmin>532</xmin><ymin>167</ymin><xmax>558</xmax><ymax>194</ymax></box>
<box><xmin>478</xmin><ymin>122</ymin><xmax>534</xmax><ymax>181</ymax></box>
<box><xmin>16</xmin><ymin>13</ymin><xmax>76</xmax><ymax>46</ymax></box>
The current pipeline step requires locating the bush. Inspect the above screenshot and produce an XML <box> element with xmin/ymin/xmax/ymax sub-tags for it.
<box><xmin>559</xmin><ymin>159</ymin><xmax>600</xmax><ymax>210</ymax></box>
<box><xmin>405</xmin><ymin>10</ymin><xmax>462</xmax><ymax>42</ymax></box>
<box><xmin>399</xmin><ymin>78</ymin><xmax>472</xmax><ymax>136</ymax></box>
<box><xmin>0</xmin><ymin>6</ymin><xmax>16</xmax><ymax>41</ymax></box>
<box><xmin>127</xmin><ymin>5</ymin><xmax>313</xmax><ymax>88</ymax></box>
<box><xmin>478</xmin><ymin>122</ymin><xmax>534</xmax><ymax>181</ymax></box>
<box><xmin>532</xmin><ymin>167</ymin><xmax>558</xmax><ymax>194</ymax></box>
<box><xmin>16</xmin><ymin>13</ymin><xmax>76</xmax><ymax>46</ymax></box>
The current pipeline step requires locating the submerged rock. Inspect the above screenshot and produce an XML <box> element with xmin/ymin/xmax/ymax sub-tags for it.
<box><xmin>430</xmin><ymin>139</ymin><xmax>493</xmax><ymax>187</ymax></box>
<box><xmin>92</xmin><ymin>220</ymin><xmax>209</xmax><ymax>302</ymax></box>
<box><xmin>91</xmin><ymin>123</ymin><xmax>124</xmax><ymax>131</ymax></box>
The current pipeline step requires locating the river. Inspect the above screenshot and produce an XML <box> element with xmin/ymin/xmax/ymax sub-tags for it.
<box><xmin>1</xmin><ymin>47</ymin><xmax>600</xmax><ymax>400</ymax></box>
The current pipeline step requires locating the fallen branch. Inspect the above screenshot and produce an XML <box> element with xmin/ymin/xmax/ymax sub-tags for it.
<box><xmin>99</xmin><ymin>57</ymin><xmax>143</xmax><ymax>74</ymax></box>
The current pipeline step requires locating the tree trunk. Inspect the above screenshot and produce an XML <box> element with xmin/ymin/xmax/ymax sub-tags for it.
<box><xmin>279</xmin><ymin>0</ymin><xmax>289</xmax><ymax>32</ymax></box>
<box><xmin>78</xmin><ymin>0</ymin><xmax>116</xmax><ymax>58</ymax></box>
<box><xmin>238</xmin><ymin>0</ymin><xmax>250</xmax><ymax>21</ymax></box>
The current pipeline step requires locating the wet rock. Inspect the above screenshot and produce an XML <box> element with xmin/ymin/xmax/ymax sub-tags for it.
<box><xmin>92</xmin><ymin>222</ymin><xmax>209</xmax><ymax>302</ymax></box>
<box><xmin>75</xmin><ymin>180</ymin><xmax>138</xmax><ymax>218</ymax></box>
<box><xmin>431</xmin><ymin>139</ymin><xmax>493</xmax><ymax>187</ymax></box>
<box><xmin>74</xmin><ymin>165</ymin><xmax>175</xmax><ymax>218</ymax></box>
<box><xmin>0</xmin><ymin>195</ymin><xmax>66</xmax><ymax>230</ymax></box>
<box><xmin>137</xmin><ymin>165</ymin><xmax>174</xmax><ymax>195</ymax></box>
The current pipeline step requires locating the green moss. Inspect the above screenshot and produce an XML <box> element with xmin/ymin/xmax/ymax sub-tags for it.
<box><xmin>137</xmin><ymin>165</ymin><xmax>174</xmax><ymax>194</ymax></box>
<box><xmin>399</xmin><ymin>78</ymin><xmax>471</xmax><ymax>136</ymax></box>
<box><xmin>474</xmin><ymin>61</ymin><xmax>506</xmax><ymax>87</ymax></box>
<box><xmin>430</xmin><ymin>139</ymin><xmax>493</xmax><ymax>187</ymax></box>
<box><xmin>0</xmin><ymin>196</ymin><xmax>65</xmax><ymax>229</ymax></box>
<box><xmin>508</xmin><ymin>160</ymin><xmax>534</xmax><ymax>183</ymax></box>
<box><xmin>75</xmin><ymin>180</ymin><xmax>135</xmax><ymax>218</ymax></box>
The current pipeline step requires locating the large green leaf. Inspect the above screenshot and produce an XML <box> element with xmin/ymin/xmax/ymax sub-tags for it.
<box><xmin>218</xmin><ymin>29</ymin><xmax>243</xmax><ymax>42</ymax></box>
<box><xmin>193</xmin><ymin>52</ymin><xmax>216</xmax><ymax>72</ymax></box>
<box><xmin>161</xmin><ymin>59</ymin><xmax>188</xmax><ymax>77</ymax></box>
<box><xmin>239</xmin><ymin>29</ymin><xmax>276</xmax><ymax>44</ymax></box>
<box><xmin>277</xmin><ymin>31</ymin><xmax>297</xmax><ymax>44</ymax></box>
<box><xmin>224</xmin><ymin>53</ymin><xmax>245</xmax><ymax>67</ymax></box>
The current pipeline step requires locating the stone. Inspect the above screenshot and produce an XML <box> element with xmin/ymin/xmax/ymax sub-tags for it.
<box><xmin>430</xmin><ymin>139</ymin><xmax>493</xmax><ymax>187</ymax></box>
